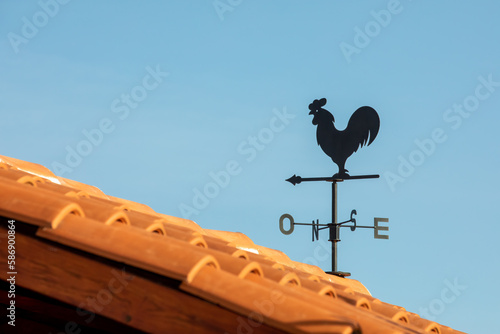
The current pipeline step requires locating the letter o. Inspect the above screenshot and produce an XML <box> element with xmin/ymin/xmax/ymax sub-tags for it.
<box><xmin>204</xmin><ymin>182</ymin><xmax>219</xmax><ymax>199</ymax></box>
<box><xmin>96</xmin><ymin>289</ymin><xmax>113</xmax><ymax>306</ymax></box>
<box><xmin>258</xmin><ymin>128</ymin><xmax>274</xmax><ymax>144</ymax></box>
<box><xmin>76</xmin><ymin>140</ymin><xmax>93</xmax><ymax>157</ymax></box>
<box><xmin>248</xmin><ymin>312</ymin><xmax>264</xmax><ymax>327</ymax></box>
<box><xmin>131</xmin><ymin>85</ymin><xmax>147</xmax><ymax>102</ymax></box>
<box><xmin>365</xmin><ymin>21</ymin><xmax>381</xmax><ymax>37</ymax></box>
<box><xmin>429</xmin><ymin>298</ymin><xmax>445</xmax><ymax>315</ymax></box>
<box><xmin>33</xmin><ymin>11</ymin><xmax>49</xmax><ymax>27</ymax></box>
<box><xmin>463</xmin><ymin>95</ymin><xmax>479</xmax><ymax>112</ymax></box>
<box><xmin>279</xmin><ymin>214</ymin><xmax>294</xmax><ymax>235</ymax></box>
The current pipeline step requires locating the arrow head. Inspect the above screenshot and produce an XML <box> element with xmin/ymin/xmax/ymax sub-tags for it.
<box><xmin>286</xmin><ymin>174</ymin><xmax>302</xmax><ymax>185</ymax></box>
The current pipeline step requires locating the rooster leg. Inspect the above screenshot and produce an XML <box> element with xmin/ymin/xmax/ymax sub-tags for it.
<box><xmin>333</xmin><ymin>171</ymin><xmax>350</xmax><ymax>179</ymax></box>
<box><xmin>333</xmin><ymin>164</ymin><xmax>350</xmax><ymax>179</ymax></box>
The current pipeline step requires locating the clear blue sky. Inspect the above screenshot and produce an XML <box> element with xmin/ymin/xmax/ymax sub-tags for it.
<box><xmin>2</xmin><ymin>1</ymin><xmax>499</xmax><ymax>332</ymax></box>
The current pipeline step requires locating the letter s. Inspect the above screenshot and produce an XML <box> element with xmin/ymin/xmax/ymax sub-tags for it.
<box><xmin>237</xmin><ymin>141</ymin><xmax>257</xmax><ymax>162</ymax></box>
<box><xmin>111</xmin><ymin>98</ymin><xmax>129</xmax><ymax>120</ymax></box>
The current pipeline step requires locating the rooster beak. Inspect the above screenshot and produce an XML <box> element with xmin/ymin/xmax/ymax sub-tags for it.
<box><xmin>308</xmin><ymin>111</ymin><xmax>315</xmax><ymax>115</ymax></box>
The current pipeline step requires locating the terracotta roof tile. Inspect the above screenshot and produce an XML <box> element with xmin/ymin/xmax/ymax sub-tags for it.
<box><xmin>0</xmin><ymin>155</ymin><xmax>60</xmax><ymax>183</ymax></box>
<box><xmin>156</xmin><ymin>212</ymin><xmax>205</xmax><ymax>232</ymax></box>
<box><xmin>37</xmin><ymin>215</ymin><xmax>219</xmax><ymax>283</ymax></box>
<box><xmin>57</xmin><ymin>176</ymin><xmax>109</xmax><ymax>198</ymax></box>
<box><xmin>0</xmin><ymin>177</ymin><xmax>84</xmax><ymax>228</ymax></box>
<box><xmin>182</xmin><ymin>265</ymin><xmax>359</xmax><ymax>334</ymax></box>
<box><xmin>0</xmin><ymin>154</ymin><xmax>466</xmax><ymax>333</ymax></box>
<box><xmin>108</xmin><ymin>195</ymin><xmax>160</xmax><ymax>215</ymax></box>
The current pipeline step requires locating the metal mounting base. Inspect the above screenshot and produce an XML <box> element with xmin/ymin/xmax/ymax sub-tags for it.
<box><xmin>326</xmin><ymin>271</ymin><xmax>351</xmax><ymax>278</ymax></box>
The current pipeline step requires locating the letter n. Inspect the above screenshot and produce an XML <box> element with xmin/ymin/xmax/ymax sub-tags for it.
<box><xmin>312</xmin><ymin>220</ymin><xmax>319</xmax><ymax>241</ymax></box>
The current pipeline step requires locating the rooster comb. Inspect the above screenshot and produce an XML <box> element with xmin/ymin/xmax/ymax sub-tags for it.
<box><xmin>308</xmin><ymin>98</ymin><xmax>327</xmax><ymax>112</ymax></box>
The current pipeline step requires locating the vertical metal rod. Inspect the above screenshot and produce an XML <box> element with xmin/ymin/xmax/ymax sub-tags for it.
<box><xmin>329</xmin><ymin>181</ymin><xmax>338</xmax><ymax>273</ymax></box>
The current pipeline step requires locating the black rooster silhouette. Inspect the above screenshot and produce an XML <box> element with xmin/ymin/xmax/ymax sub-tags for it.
<box><xmin>309</xmin><ymin>98</ymin><xmax>380</xmax><ymax>178</ymax></box>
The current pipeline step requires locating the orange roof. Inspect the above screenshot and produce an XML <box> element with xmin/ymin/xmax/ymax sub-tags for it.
<box><xmin>0</xmin><ymin>155</ymin><xmax>465</xmax><ymax>333</ymax></box>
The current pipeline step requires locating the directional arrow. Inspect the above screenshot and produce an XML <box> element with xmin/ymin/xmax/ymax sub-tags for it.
<box><xmin>285</xmin><ymin>175</ymin><xmax>333</xmax><ymax>185</ymax></box>
<box><xmin>286</xmin><ymin>174</ymin><xmax>380</xmax><ymax>185</ymax></box>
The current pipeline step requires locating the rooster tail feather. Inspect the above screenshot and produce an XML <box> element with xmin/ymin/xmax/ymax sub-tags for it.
<box><xmin>345</xmin><ymin>106</ymin><xmax>380</xmax><ymax>153</ymax></box>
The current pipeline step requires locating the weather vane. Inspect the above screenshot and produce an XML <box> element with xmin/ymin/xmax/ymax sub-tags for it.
<box><xmin>279</xmin><ymin>98</ymin><xmax>390</xmax><ymax>277</ymax></box>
